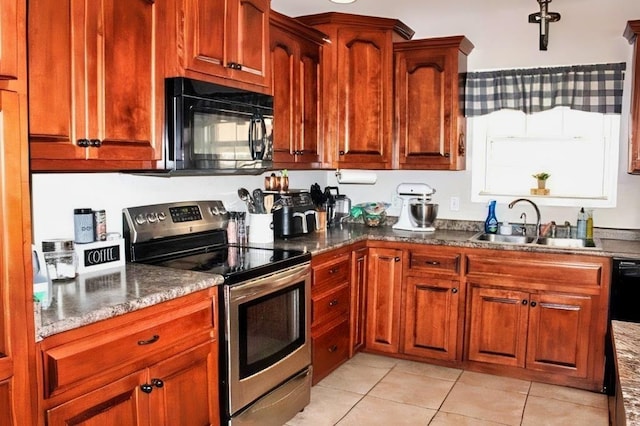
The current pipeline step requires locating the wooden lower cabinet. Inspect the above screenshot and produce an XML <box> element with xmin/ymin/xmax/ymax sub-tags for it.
<box><xmin>402</xmin><ymin>276</ymin><xmax>461</xmax><ymax>361</ymax></box>
<box><xmin>312</xmin><ymin>319</ymin><xmax>350</xmax><ymax>385</ymax></box>
<box><xmin>467</xmin><ymin>285</ymin><xmax>593</xmax><ymax>378</ymax></box>
<box><xmin>350</xmin><ymin>247</ymin><xmax>368</xmax><ymax>356</ymax></box>
<box><xmin>38</xmin><ymin>289</ymin><xmax>219</xmax><ymax>425</ymax></box>
<box><xmin>365</xmin><ymin>247</ymin><xmax>403</xmax><ymax>354</ymax></box>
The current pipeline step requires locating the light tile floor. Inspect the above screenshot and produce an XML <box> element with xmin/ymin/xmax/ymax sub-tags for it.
<box><xmin>287</xmin><ymin>353</ymin><xmax>609</xmax><ymax>426</ymax></box>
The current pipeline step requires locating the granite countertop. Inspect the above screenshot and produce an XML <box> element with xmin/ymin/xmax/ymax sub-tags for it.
<box><xmin>36</xmin><ymin>222</ymin><xmax>640</xmax><ymax>342</ymax></box>
<box><xmin>611</xmin><ymin>320</ymin><xmax>640</xmax><ymax>425</ymax></box>
<box><xmin>37</xmin><ymin>262</ymin><xmax>223</xmax><ymax>341</ymax></box>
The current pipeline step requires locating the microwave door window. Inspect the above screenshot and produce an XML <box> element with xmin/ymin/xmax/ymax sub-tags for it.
<box><xmin>191</xmin><ymin>109</ymin><xmax>253</xmax><ymax>167</ymax></box>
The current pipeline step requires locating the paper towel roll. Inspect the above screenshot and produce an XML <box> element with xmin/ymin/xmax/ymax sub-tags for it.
<box><xmin>335</xmin><ymin>169</ymin><xmax>377</xmax><ymax>184</ymax></box>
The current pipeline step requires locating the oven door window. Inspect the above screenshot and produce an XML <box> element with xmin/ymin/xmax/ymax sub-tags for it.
<box><xmin>238</xmin><ymin>281</ymin><xmax>305</xmax><ymax>379</ymax></box>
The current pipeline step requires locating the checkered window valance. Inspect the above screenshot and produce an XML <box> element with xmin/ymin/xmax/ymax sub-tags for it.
<box><xmin>463</xmin><ymin>62</ymin><xmax>626</xmax><ymax>117</ymax></box>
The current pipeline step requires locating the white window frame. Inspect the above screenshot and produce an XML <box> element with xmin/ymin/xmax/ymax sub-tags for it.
<box><xmin>470</xmin><ymin>108</ymin><xmax>619</xmax><ymax>208</ymax></box>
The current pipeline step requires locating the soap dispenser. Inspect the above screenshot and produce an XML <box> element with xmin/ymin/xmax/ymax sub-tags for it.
<box><xmin>485</xmin><ymin>200</ymin><xmax>499</xmax><ymax>234</ymax></box>
<box><xmin>576</xmin><ymin>207</ymin><xmax>587</xmax><ymax>239</ymax></box>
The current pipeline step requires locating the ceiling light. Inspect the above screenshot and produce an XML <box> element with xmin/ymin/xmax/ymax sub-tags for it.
<box><xmin>329</xmin><ymin>0</ymin><xmax>357</xmax><ymax>4</ymax></box>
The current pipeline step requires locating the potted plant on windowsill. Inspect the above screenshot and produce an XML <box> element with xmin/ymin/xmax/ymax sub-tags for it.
<box><xmin>532</xmin><ymin>172</ymin><xmax>550</xmax><ymax>189</ymax></box>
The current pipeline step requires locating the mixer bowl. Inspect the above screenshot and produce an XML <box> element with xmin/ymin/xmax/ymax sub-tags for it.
<box><xmin>409</xmin><ymin>201</ymin><xmax>438</xmax><ymax>227</ymax></box>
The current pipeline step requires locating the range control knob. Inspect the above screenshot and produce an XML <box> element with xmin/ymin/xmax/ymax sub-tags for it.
<box><xmin>146</xmin><ymin>212</ymin><xmax>158</xmax><ymax>223</ymax></box>
<box><xmin>210</xmin><ymin>206</ymin><xmax>220</xmax><ymax>215</ymax></box>
<box><xmin>135</xmin><ymin>214</ymin><xmax>147</xmax><ymax>225</ymax></box>
<box><xmin>218</xmin><ymin>206</ymin><xmax>227</xmax><ymax>215</ymax></box>
<box><xmin>157</xmin><ymin>212</ymin><xmax>167</xmax><ymax>221</ymax></box>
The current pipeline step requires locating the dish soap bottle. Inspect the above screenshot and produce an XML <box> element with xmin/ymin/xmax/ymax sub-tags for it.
<box><xmin>576</xmin><ymin>207</ymin><xmax>587</xmax><ymax>239</ymax></box>
<box><xmin>485</xmin><ymin>200</ymin><xmax>499</xmax><ymax>234</ymax></box>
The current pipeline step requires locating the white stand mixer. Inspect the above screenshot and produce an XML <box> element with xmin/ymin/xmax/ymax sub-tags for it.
<box><xmin>393</xmin><ymin>183</ymin><xmax>437</xmax><ymax>232</ymax></box>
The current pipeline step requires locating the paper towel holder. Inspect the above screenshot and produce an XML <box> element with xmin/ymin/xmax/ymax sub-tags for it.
<box><xmin>335</xmin><ymin>169</ymin><xmax>377</xmax><ymax>185</ymax></box>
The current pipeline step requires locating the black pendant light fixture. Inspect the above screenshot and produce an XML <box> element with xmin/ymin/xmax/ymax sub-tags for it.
<box><xmin>528</xmin><ymin>0</ymin><xmax>561</xmax><ymax>50</ymax></box>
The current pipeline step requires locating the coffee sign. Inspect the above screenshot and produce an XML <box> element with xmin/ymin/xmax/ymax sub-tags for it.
<box><xmin>75</xmin><ymin>238</ymin><xmax>125</xmax><ymax>274</ymax></box>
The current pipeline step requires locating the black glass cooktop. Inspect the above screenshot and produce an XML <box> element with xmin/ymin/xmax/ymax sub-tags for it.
<box><xmin>145</xmin><ymin>245</ymin><xmax>310</xmax><ymax>285</ymax></box>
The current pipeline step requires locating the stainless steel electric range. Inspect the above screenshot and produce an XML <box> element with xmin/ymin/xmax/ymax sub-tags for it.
<box><xmin>123</xmin><ymin>200</ymin><xmax>312</xmax><ymax>426</ymax></box>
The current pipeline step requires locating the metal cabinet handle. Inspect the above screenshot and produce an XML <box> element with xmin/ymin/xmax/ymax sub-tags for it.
<box><xmin>137</xmin><ymin>334</ymin><xmax>160</xmax><ymax>345</ymax></box>
<box><xmin>329</xmin><ymin>299</ymin><xmax>339</xmax><ymax>307</ymax></box>
<box><xmin>152</xmin><ymin>378</ymin><xmax>164</xmax><ymax>388</ymax></box>
<box><xmin>394</xmin><ymin>257</ymin><xmax>401</xmax><ymax>262</ymax></box>
<box><xmin>339</xmin><ymin>150</ymin><xmax>345</xmax><ymax>155</ymax></box>
<box><xmin>89</xmin><ymin>138</ymin><xmax>102</xmax><ymax>147</ymax></box>
<box><xmin>140</xmin><ymin>384</ymin><xmax>153</xmax><ymax>394</ymax></box>
<box><xmin>425</xmin><ymin>260</ymin><xmax>440</xmax><ymax>265</ymax></box>
<box><xmin>328</xmin><ymin>267</ymin><xmax>339</xmax><ymax>274</ymax></box>
<box><xmin>451</xmin><ymin>288</ymin><xmax>458</xmax><ymax>294</ymax></box>
<box><xmin>522</xmin><ymin>300</ymin><xmax>528</xmax><ymax>305</ymax></box>
<box><xmin>77</xmin><ymin>138</ymin><xmax>90</xmax><ymax>147</ymax></box>
<box><xmin>530</xmin><ymin>301</ymin><xmax>537</xmax><ymax>308</ymax></box>
<box><xmin>328</xmin><ymin>345</ymin><xmax>338</xmax><ymax>353</ymax></box>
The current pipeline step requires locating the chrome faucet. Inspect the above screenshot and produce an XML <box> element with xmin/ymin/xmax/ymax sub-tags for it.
<box><xmin>508</xmin><ymin>198</ymin><xmax>541</xmax><ymax>239</ymax></box>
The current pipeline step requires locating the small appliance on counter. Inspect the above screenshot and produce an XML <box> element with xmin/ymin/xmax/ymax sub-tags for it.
<box><xmin>324</xmin><ymin>186</ymin><xmax>351</xmax><ymax>227</ymax></box>
<box><xmin>270</xmin><ymin>191</ymin><xmax>318</xmax><ymax>239</ymax></box>
<box><xmin>393</xmin><ymin>183</ymin><xmax>439</xmax><ymax>232</ymax></box>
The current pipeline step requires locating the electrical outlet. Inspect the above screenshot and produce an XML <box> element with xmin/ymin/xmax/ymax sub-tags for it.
<box><xmin>450</xmin><ymin>196</ymin><xmax>460</xmax><ymax>211</ymax></box>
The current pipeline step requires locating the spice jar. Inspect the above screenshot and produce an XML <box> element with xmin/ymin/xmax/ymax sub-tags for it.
<box><xmin>42</xmin><ymin>239</ymin><xmax>77</xmax><ymax>281</ymax></box>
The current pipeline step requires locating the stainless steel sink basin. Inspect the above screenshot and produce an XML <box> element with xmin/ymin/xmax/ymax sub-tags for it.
<box><xmin>535</xmin><ymin>237</ymin><xmax>599</xmax><ymax>249</ymax></box>
<box><xmin>469</xmin><ymin>232</ymin><xmax>601</xmax><ymax>250</ymax></box>
<box><xmin>470</xmin><ymin>232</ymin><xmax>536</xmax><ymax>244</ymax></box>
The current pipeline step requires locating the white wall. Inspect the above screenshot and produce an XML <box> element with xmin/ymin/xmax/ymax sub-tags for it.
<box><xmin>31</xmin><ymin>0</ymin><xmax>640</xmax><ymax>242</ymax></box>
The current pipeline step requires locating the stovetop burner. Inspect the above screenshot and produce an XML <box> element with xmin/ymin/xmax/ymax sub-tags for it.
<box><xmin>145</xmin><ymin>244</ymin><xmax>310</xmax><ymax>285</ymax></box>
<box><xmin>122</xmin><ymin>200</ymin><xmax>310</xmax><ymax>285</ymax></box>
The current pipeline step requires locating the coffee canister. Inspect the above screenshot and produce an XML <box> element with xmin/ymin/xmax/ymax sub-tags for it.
<box><xmin>74</xmin><ymin>208</ymin><xmax>94</xmax><ymax>243</ymax></box>
<box><xmin>93</xmin><ymin>210</ymin><xmax>107</xmax><ymax>241</ymax></box>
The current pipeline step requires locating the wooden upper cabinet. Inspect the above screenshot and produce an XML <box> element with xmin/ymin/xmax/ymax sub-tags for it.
<box><xmin>165</xmin><ymin>0</ymin><xmax>271</xmax><ymax>92</ymax></box>
<box><xmin>394</xmin><ymin>36</ymin><xmax>473</xmax><ymax>170</ymax></box>
<box><xmin>0</xmin><ymin>0</ymin><xmax>18</xmax><ymax>79</ymax></box>
<box><xmin>28</xmin><ymin>0</ymin><xmax>160</xmax><ymax>171</ymax></box>
<box><xmin>270</xmin><ymin>11</ymin><xmax>324</xmax><ymax>168</ymax></box>
<box><xmin>625</xmin><ymin>20</ymin><xmax>640</xmax><ymax>174</ymax></box>
<box><xmin>297</xmin><ymin>13</ymin><xmax>414</xmax><ymax>169</ymax></box>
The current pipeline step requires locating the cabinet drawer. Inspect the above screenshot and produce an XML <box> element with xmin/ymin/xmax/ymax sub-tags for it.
<box><xmin>42</xmin><ymin>299</ymin><xmax>214</xmax><ymax>397</ymax></box>
<box><xmin>312</xmin><ymin>319</ymin><xmax>350</xmax><ymax>385</ymax></box>
<box><xmin>313</xmin><ymin>254</ymin><xmax>350</xmax><ymax>291</ymax></box>
<box><xmin>409</xmin><ymin>250</ymin><xmax>460</xmax><ymax>274</ymax></box>
<box><xmin>312</xmin><ymin>284</ymin><xmax>350</xmax><ymax>328</ymax></box>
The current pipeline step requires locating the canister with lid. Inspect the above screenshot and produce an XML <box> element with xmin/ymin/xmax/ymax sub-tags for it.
<box><xmin>42</xmin><ymin>239</ymin><xmax>77</xmax><ymax>281</ymax></box>
<box><xmin>74</xmin><ymin>208</ymin><xmax>94</xmax><ymax>243</ymax></box>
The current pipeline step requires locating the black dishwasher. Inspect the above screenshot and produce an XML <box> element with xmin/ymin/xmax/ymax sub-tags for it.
<box><xmin>611</xmin><ymin>257</ymin><xmax>640</xmax><ymax>322</ymax></box>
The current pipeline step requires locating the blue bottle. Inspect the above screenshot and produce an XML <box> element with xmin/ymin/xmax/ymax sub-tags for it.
<box><xmin>485</xmin><ymin>200</ymin><xmax>498</xmax><ymax>234</ymax></box>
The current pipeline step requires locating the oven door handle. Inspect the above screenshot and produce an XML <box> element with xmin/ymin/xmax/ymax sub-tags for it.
<box><xmin>228</xmin><ymin>263</ymin><xmax>310</xmax><ymax>304</ymax></box>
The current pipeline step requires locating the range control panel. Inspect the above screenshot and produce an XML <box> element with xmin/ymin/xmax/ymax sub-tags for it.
<box><xmin>123</xmin><ymin>200</ymin><xmax>229</xmax><ymax>244</ymax></box>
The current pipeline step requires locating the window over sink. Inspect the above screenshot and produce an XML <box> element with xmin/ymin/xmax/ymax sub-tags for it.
<box><xmin>470</xmin><ymin>107</ymin><xmax>620</xmax><ymax>207</ymax></box>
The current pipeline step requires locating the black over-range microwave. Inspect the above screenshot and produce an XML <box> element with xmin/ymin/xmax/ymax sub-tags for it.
<box><xmin>162</xmin><ymin>77</ymin><xmax>274</xmax><ymax>175</ymax></box>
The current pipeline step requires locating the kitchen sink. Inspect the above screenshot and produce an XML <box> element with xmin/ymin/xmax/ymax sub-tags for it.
<box><xmin>469</xmin><ymin>232</ymin><xmax>601</xmax><ymax>250</ymax></box>
<box><xmin>470</xmin><ymin>233</ymin><xmax>537</xmax><ymax>245</ymax></box>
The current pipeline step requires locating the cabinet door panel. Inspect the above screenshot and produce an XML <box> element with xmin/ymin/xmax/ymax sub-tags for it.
<box><xmin>235</xmin><ymin>0</ymin><xmax>269</xmax><ymax>80</ymax></box>
<box><xmin>28</xmin><ymin>0</ymin><xmax>80</xmax><ymax>157</ymax></box>
<box><xmin>298</xmin><ymin>43</ymin><xmax>321</xmax><ymax>164</ymax></box>
<box><xmin>336</xmin><ymin>29</ymin><xmax>391</xmax><ymax>168</ymax></box>
<box><xmin>46</xmin><ymin>371</ymin><xmax>148</xmax><ymax>426</ymax></box>
<box><xmin>366</xmin><ymin>248</ymin><xmax>402</xmax><ymax>353</ymax></box>
<box><xmin>403</xmin><ymin>277</ymin><xmax>459</xmax><ymax>360</ymax></box>
<box><xmin>271</xmin><ymin>37</ymin><xmax>297</xmax><ymax>164</ymax></box>
<box><xmin>148</xmin><ymin>342</ymin><xmax>218</xmax><ymax>426</ymax></box>
<box><xmin>184</xmin><ymin>0</ymin><xmax>226</xmax><ymax>75</ymax></box>
<box><xmin>0</xmin><ymin>0</ymin><xmax>18</xmax><ymax>79</ymax></box>
<box><xmin>350</xmin><ymin>248</ymin><xmax>367</xmax><ymax>356</ymax></box>
<box><xmin>526</xmin><ymin>293</ymin><xmax>592</xmax><ymax>377</ymax></box>
<box><xmin>402</xmin><ymin>54</ymin><xmax>447</xmax><ymax>160</ymax></box>
<box><xmin>467</xmin><ymin>286</ymin><xmax>529</xmax><ymax>367</ymax></box>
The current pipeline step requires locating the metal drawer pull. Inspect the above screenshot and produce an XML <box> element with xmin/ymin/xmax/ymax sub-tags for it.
<box><xmin>328</xmin><ymin>345</ymin><xmax>338</xmax><ymax>353</ymax></box>
<box><xmin>152</xmin><ymin>378</ymin><xmax>164</xmax><ymax>388</ymax></box>
<box><xmin>329</xmin><ymin>299</ymin><xmax>339</xmax><ymax>307</ymax></box>
<box><xmin>140</xmin><ymin>384</ymin><xmax>153</xmax><ymax>393</ymax></box>
<box><xmin>425</xmin><ymin>260</ymin><xmax>440</xmax><ymax>265</ymax></box>
<box><xmin>451</xmin><ymin>288</ymin><xmax>458</xmax><ymax>294</ymax></box>
<box><xmin>137</xmin><ymin>334</ymin><xmax>160</xmax><ymax>345</ymax></box>
<box><xmin>395</xmin><ymin>257</ymin><xmax>401</xmax><ymax>262</ymax></box>
<box><xmin>329</xmin><ymin>267</ymin><xmax>339</xmax><ymax>274</ymax></box>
